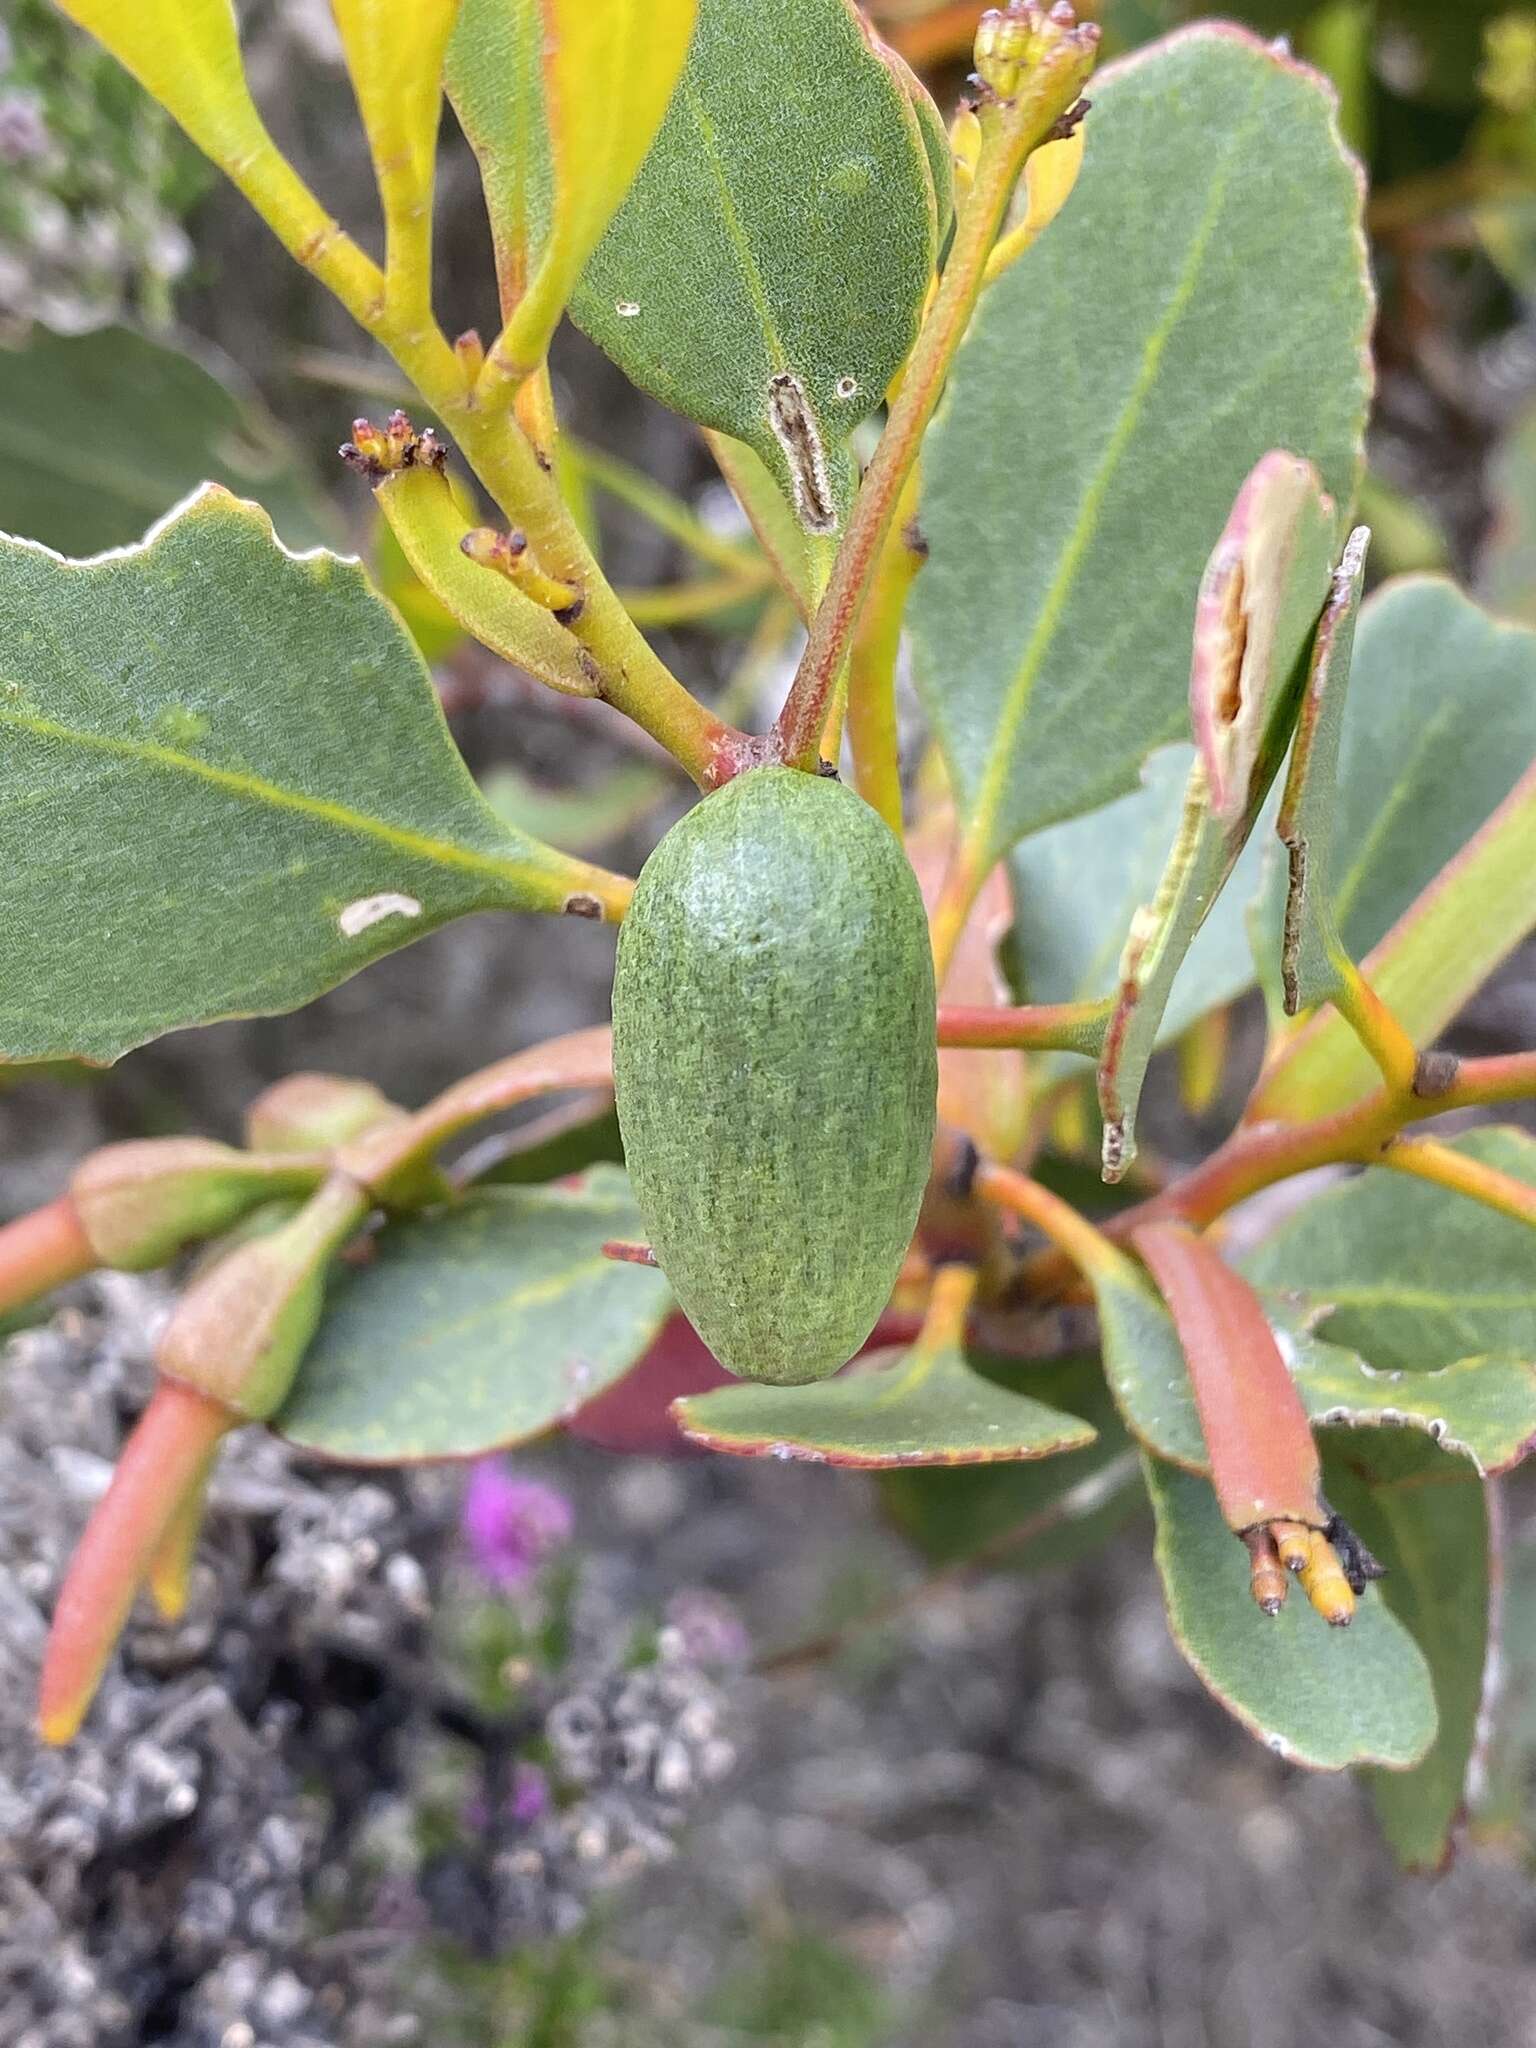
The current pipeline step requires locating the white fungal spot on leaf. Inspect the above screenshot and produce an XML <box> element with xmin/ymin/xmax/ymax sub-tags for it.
<box><xmin>337</xmin><ymin>891</ymin><xmax>422</xmax><ymax>938</ymax></box>
<box><xmin>616</xmin><ymin>299</ymin><xmax>641</xmax><ymax>317</ymax></box>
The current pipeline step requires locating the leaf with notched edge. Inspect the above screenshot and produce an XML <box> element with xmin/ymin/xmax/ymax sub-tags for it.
<box><xmin>276</xmin><ymin>1169</ymin><xmax>673</xmax><ymax>1461</ymax></box>
<box><xmin>1095</xmin><ymin>1252</ymin><xmax>1536</xmax><ymax>1481</ymax></box>
<box><xmin>0</xmin><ymin>486</ymin><xmax>626</xmax><ymax>1063</ymax></box>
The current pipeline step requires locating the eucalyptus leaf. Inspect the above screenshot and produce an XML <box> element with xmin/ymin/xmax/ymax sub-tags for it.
<box><xmin>1145</xmin><ymin>1453</ymin><xmax>1437</xmax><ymax>1773</ymax></box>
<box><xmin>0</xmin><ymin>326</ymin><xmax>335</xmax><ymax>555</ymax></box>
<box><xmin>1007</xmin><ymin>745</ymin><xmax>1267</xmax><ymax>1057</ymax></box>
<box><xmin>1322</xmin><ymin>1431</ymin><xmax>1492</xmax><ymax>1870</ymax></box>
<box><xmin>1095</xmin><ymin>1255</ymin><xmax>1536</xmax><ymax>1480</ymax></box>
<box><xmin>1243</xmin><ymin>1129</ymin><xmax>1536</xmax><ymax>1371</ymax></box>
<box><xmin>1254</xmin><ymin>580</ymin><xmax>1536</xmax><ymax>1008</ymax></box>
<box><xmin>0</xmin><ymin>486</ymin><xmax>624</xmax><ymax>1062</ymax></box>
<box><xmin>911</xmin><ymin>27</ymin><xmax>1370</xmax><ymax>864</ymax></box>
<box><xmin>276</xmin><ymin>1168</ymin><xmax>673</xmax><ymax>1460</ymax></box>
<box><xmin>673</xmin><ymin>1337</ymin><xmax>1096</xmax><ymax>1467</ymax></box>
<box><xmin>572</xmin><ymin>0</ymin><xmax>936</xmax><ymax>529</ymax></box>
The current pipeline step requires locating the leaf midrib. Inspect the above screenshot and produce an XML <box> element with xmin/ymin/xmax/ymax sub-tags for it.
<box><xmin>964</xmin><ymin>65</ymin><xmax>1266</xmax><ymax>863</ymax></box>
<box><xmin>0</xmin><ymin>703</ymin><xmax>533</xmax><ymax>889</ymax></box>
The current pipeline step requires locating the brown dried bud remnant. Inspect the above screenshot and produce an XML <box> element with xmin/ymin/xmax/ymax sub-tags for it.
<box><xmin>339</xmin><ymin>411</ymin><xmax>448</xmax><ymax>482</ymax></box>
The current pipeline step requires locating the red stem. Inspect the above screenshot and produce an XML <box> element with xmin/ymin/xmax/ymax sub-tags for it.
<box><xmin>0</xmin><ymin>1195</ymin><xmax>95</xmax><ymax>1317</ymax></box>
<box><xmin>937</xmin><ymin>1000</ymin><xmax>1110</xmax><ymax>1053</ymax></box>
<box><xmin>39</xmin><ymin>1380</ymin><xmax>233</xmax><ymax>1743</ymax></box>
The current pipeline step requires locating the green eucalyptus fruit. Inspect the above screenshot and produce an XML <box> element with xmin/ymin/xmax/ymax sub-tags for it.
<box><xmin>612</xmin><ymin>765</ymin><xmax>937</xmax><ymax>1386</ymax></box>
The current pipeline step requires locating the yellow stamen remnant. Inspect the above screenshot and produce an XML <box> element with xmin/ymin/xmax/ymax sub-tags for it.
<box><xmin>1297</xmin><ymin>1528</ymin><xmax>1357</xmax><ymax>1628</ymax></box>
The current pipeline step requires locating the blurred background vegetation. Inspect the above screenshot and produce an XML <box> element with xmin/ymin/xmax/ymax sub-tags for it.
<box><xmin>3</xmin><ymin>4</ymin><xmax>1536</xmax><ymax>2044</ymax></box>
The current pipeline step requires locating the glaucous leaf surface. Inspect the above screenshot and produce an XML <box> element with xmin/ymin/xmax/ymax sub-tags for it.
<box><xmin>1255</xmin><ymin>580</ymin><xmax>1536</xmax><ymax>1010</ymax></box>
<box><xmin>1243</xmin><ymin>1129</ymin><xmax>1536</xmax><ymax>1371</ymax></box>
<box><xmin>0</xmin><ymin>486</ymin><xmax>622</xmax><ymax>1062</ymax></box>
<box><xmin>673</xmin><ymin>1336</ymin><xmax>1097</xmax><ymax>1467</ymax></box>
<box><xmin>571</xmin><ymin>0</ymin><xmax>938</xmax><ymax>528</ymax></box>
<box><xmin>910</xmin><ymin>27</ymin><xmax>1370</xmax><ymax>863</ymax></box>
<box><xmin>1145</xmin><ymin>1453</ymin><xmax>1437</xmax><ymax>1772</ymax></box>
<box><xmin>1008</xmin><ymin>745</ymin><xmax>1268</xmax><ymax>1055</ymax></box>
<box><xmin>1250</xmin><ymin>757</ymin><xmax>1536</xmax><ymax>1122</ymax></box>
<box><xmin>1322</xmin><ymin>1430</ymin><xmax>1492</xmax><ymax>1870</ymax></box>
<box><xmin>0</xmin><ymin>327</ymin><xmax>335</xmax><ymax>555</ymax></box>
<box><xmin>276</xmin><ymin>1169</ymin><xmax>673</xmax><ymax>1459</ymax></box>
<box><xmin>1096</xmin><ymin>1252</ymin><xmax>1536</xmax><ymax>1478</ymax></box>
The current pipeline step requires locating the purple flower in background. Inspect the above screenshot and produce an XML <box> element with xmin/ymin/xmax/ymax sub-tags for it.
<box><xmin>462</xmin><ymin>1461</ymin><xmax>573</xmax><ymax>1591</ymax></box>
<box><xmin>509</xmin><ymin>1761</ymin><xmax>550</xmax><ymax>1825</ymax></box>
<box><xmin>0</xmin><ymin>92</ymin><xmax>47</xmax><ymax>164</ymax></box>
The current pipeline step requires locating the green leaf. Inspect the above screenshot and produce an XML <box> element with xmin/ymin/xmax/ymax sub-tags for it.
<box><xmin>1252</xmin><ymin>755</ymin><xmax>1536</xmax><ymax>1123</ymax></box>
<box><xmin>275</xmin><ymin>1168</ymin><xmax>673</xmax><ymax>1460</ymax></box>
<box><xmin>0</xmin><ymin>486</ymin><xmax>627</xmax><ymax>1063</ymax></box>
<box><xmin>1242</xmin><ymin>1129</ymin><xmax>1536</xmax><ymax>1371</ymax></box>
<box><xmin>910</xmin><ymin>26</ymin><xmax>1370</xmax><ymax>865</ymax></box>
<box><xmin>1007</xmin><ymin>745</ymin><xmax>1265</xmax><ymax>1057</ymax></box>
<box><xmin>1295</xmin><ymin>1352</ymin><xmax>1536</xmax><ymax>1479</ymax></box>
<box><xmin>1145</xmin><ymin>1453</ymin><xmax>1437</xmax><ymax>1772</ymax></box>
<box><xmin>447</xmin><ymin>0</ymin><xmax>548</xmax><ymax>318</ymax></box>
<box><xmin>876</xmin><ymin>1352</ymin><xmax>1140</xmax><ymax>1569</ymax></box>
<box><xmin>1272</xmin><ymin>525</ymin><xmax>1370</xmax><ymax>1013</ymax></box>
<box><xmin>1322</xmin><ymin>1431</ymin><xmax>1492</xmax><ymax>1869</ymax></box>
<box><xmin>449</xmin><ymin>0</ymin><xmax>699</xmax><ymax>370</ymax></box>
<box><xmin>571</xmin><ymin>0</ymin><xmax>937</xmax><ymax>530</ymax></box>
<box><xmin>1095</xmin><ymin>1251</ymin><xmax>1536</xmax><ymax>1479</ymax></box>
<box><xmin>1257</xmin><ymin>579</ymin><xmax>1536</xmax><ymax>1024</ymax></box>
<box><xmin>472</xmin><ymin>1103</ymin><xmax>624</xmax><ymax>1186</ymax></box>
<box><xmin>481</xmin><ymin>762</ymin><xmax>670</xmax><ymax>854</ymax></box>
<box><xmin>1069</xmin><ymin>448</ymin><xmax>1337</xmax><ymax>1169</ymax></box>
<box><xmin>673</xmin><ymin>1336</ymin><xmax>1097</xmax><ymax>1467</ymax></box>
<box><xmin>0</xmin><ymin>326</ymin><xmax>336</xmax><ymax>556</ymax></box>
<box><xmin>1479</xmin><ymin>394</ymin><xmax>1536</xmax><ymax>626</ymax></box>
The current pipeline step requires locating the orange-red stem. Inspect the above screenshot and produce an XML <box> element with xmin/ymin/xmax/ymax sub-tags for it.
<box><xmin>0</xmin><ymin>1195</ymin><xmax>95</xmax><ymax>1318</ymax></box>
<box><xmin>39</xmin><ymin>1379</ymin><xmax>234</xmax><ymax>1744</ymax></box>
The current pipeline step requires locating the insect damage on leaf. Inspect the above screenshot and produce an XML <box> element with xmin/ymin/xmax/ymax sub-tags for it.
<box><xmin>767</xmin><ymin>373</ymin><xmax>838</xmax><ymax>534</ymax></box>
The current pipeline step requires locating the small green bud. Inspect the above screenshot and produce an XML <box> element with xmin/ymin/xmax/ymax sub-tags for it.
<box><xmin>156</xmin><ymin>1175</ymin><xmax>370</xmax><ymax>1420</ymax></box>
<box><xmin>70</xmin><ymin>1139</ymin><xmax>324</xmax><ymax>1271</ymax></box>
<box><xmin>244</xmin><ymin>1072</ymin><xmax>406</xmax><ymax>1154</ymax></box>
